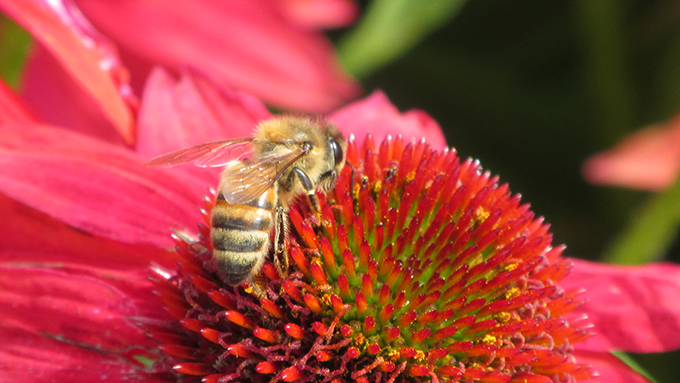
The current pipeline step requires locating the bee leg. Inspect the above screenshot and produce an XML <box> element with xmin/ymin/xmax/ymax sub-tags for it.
<box><xmin>273</xmin><ymin>205</ymin><xmax>289</xmax><ymax>279</ymax></box>
<box><xmin>293</xmin><ymin>168</ymin><xmax>322</xmax><ymax>223</ymax></box>
<box><xmin>247</xmin><ymin>274</ymin><xmax>269</xmax><ymax>300</ymax></box>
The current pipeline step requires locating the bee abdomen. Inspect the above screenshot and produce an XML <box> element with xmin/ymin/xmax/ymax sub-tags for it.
<box><xmin>211</xmin><ymin>204</ymin><xmax>272</xmax><ymax>232</ymax></box>
<box><xmin>216</xmin><ymin>252</ymin><xmax>265</xmax><ymax>285</ymax></box>
<box><xmin>212</xmin><ymin>226</ymin><xmax>269</xmax><ymax>252</ymax></box>
<box><xmin>210</xmin><ymin>202</ymin><xmax>273</xmax><ymax>285</ymax></box>
<box><xmin>211</xmin><ymin>204</ymin><xmax>272</xmax><ymax>252</ymax></box>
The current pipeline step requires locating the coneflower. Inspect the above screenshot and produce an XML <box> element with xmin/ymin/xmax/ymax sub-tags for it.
<box><xmin>159</xmin><ymin>134</ymin><xmax>596</xmax><ymax>383</ymax></box>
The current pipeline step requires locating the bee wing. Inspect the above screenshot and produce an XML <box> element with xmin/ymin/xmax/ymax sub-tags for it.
<box><xmin>145</xmin><ymin>137</ymin><xmax>254</xmax><ymax>168</ymax></box>
<box><xmin>221</xmin><ymin>147</ymin><xmax>308</xmax><ymax>204</ymax></box>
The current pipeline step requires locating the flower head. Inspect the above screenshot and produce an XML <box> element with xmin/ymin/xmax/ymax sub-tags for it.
<box><xmin>159</xmin><ymin>134</ymin><xmax>595</xmax><ymax>383</ymax></box>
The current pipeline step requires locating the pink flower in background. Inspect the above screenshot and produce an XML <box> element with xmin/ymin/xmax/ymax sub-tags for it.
<box><xmin>0</xmin><ymin>0</ymin><xmax>360</xmax><ymax>144</ymax></box>
<box><xmin>583</xmin><ymin>113</ymin><xmax>680</xmax><ymax>190</ymax></box>
<box><xmin>1</xmin><ymin>67</ymin><xmax>679</xmax><ymax>381</ymax></box>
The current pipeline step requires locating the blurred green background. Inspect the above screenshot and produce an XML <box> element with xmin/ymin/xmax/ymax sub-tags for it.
<box><xmin>2</xmin><ymin>0</ymin><xmax>680</xmax><ymax>381</ymax></box>
<box><xmin>336</xmin><ymin>0</ymin><xmax>680</xmax><ymax>381</ymax></box>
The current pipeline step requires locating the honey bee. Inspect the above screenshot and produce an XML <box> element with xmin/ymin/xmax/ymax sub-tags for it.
<box><xmin>147</xmin><ymin>116</ymin><xmax>347</xmax><ymax>293</ymax></box>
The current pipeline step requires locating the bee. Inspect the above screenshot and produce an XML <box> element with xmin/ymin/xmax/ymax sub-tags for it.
<box><xmin>147</xmin><ymin>116</ymin><xmax>347</xmax><ymax>294</ymax></box>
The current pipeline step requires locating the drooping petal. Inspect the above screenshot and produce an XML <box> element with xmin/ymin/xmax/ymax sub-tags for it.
<box><xmin>0</xmin><ymin>266</ymin><xmax>170</xmax><ymax>383</ymax></box>
<box><xmin>567</xmin><ymin>259</ymin><xmax>680</xmax><ymax>353</ymax></box>
<box><xmin>0</xmin><ymin>78</ymin><xmax>38</xmax><ymax>124</ymax></box>
<box><xmin>277</xmin><ymin>0</ymin><xmax>359</xmax><ymax>29</ymax></box>
<box><xmin>0</xmin><ymin>124</ymin><xmax>213</xmax><ymax>248</ymax></box>
<box><xmin>137</xmin><ymin>68</ymin><xmax>271</xmax><ymax>159</ymax></box>
<box><xmin>0</xmin><ymin>194</ymin><xmax>177</xmax><ymax>271</ymax></box>
<box><xmin>583</xmin><ymin>115</ymin><xmax>680</xmax><ymax>190</ymax></box>
<box><xmin>0</xmin><ymin>0</ymin><xmax>137</xmax><ymax>142</ymax></box>
<box><xmin>74</xmin><ymin>0</ymin><xmax>360</xmax><ymax>112</ymax></box>
<box><xmin>330</xmin><ymin>90</ymin><xmax>447</xmax><ymax>150</ymax></box>
<box><xmin>21</xmin><ymin>45</ymin><xmax>125</xmax><ymax>145</ymax></box>
<box><xmin>572</xmin><ymin>351</ymin><xmax>652</xmax><ymax>383</ymax></box>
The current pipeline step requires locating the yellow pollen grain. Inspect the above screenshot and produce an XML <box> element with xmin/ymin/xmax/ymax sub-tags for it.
<box><xmin>495</xmin><ymin>312</ymin><xmax>512</xmax><ymax>323</ymax></box>
<box><xmin>405</xmin><ymin>172</ymin><xmax>416</xmax><ymax>184</ymax></box>
<box><xmin>354</xmin><ymin>333</ymin><xmax>368</xmax><ymax>348</ymax></box>
<box><xmin>481</xmin><ymin>334</ymin><xmax>497</xmax><ymax>345</ymax></box>
<box><xmin>504</xmin><ymin>287</ymin><xmax>521</xmax><ymax>299</ymax></box>
<box><xmin>371</xmin><ymin>180</ymin><xmax>383</xmax><ymax>196</ymax></box>
<box><xmin>353</xmin><ymin>176</ymin><xmax>368</xmax><ymax>202</ymax></box>
<box><xmin>504</xmin><ymin>263</ymin><xmax>519</xmax><ymax>272</ymax></box>
<box><xmin>244</xmin><ymin>285</ymin><xmax>254</xmax><ymax>294</ymax></box>
<box><xmin>414</xmin><ymin>350</ymin><xmax>426</xmax><ymax>362</ymax></box>
<box><xmin>472</xmin><ymin>207</ymin><xmax>490</xmax><ymax>229</ymax></box>
<box><xmin>387</xmin><ymin>350</ymin><xmax>400</xmax><ymax>361</ymax></box>
<box><xmin>311</xmin><ymin>257</ymin><xmax>324</xmax><ymax>268</ymax></box>
<box><xmin>320</xmin><ymin>294</ymin><xmax>333</xmax><ymax>307</ymax></box>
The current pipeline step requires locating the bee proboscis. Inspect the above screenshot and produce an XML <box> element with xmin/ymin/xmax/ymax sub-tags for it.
<box><xmin>147</xmin><ymin>116</ymin><xmax>347</xmax><ymax>295</ymax></box>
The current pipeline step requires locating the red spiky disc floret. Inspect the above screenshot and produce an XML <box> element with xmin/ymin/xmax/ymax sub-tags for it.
<box><xmin>153</xmin><ymin>135</ymin><xmax>596</xmax><ymax>383</ymax></box>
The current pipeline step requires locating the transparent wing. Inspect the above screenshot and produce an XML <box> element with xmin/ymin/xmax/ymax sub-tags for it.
<box><xmin>221</xmin><ymin>148</ymin><xmax>308</xmax><ymax>204</ymax></box>
<box><xmin>145</xmin><ymin>137</ymin><xmax>254</xmax><ymax>168</ymax></box>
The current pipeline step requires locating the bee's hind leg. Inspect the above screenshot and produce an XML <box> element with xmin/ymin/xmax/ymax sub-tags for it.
<box><xmin>245</xmin><ymin>275</ymin><xmax>268</xmax><ymax>300</ymax></box>
<box><xmin>273</xmin><ymin>205</ymin><xmax>289</xmax><ymax>280</ymax></box>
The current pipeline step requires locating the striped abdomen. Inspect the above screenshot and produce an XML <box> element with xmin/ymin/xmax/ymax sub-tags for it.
<box><xmin>210</xmin><ymin>189</ymin><xmax>276</xmax><ymax>285</ymax></box>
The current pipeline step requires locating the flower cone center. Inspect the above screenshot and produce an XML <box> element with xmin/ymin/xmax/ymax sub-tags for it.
<box><xmin>152</xmin><ymin>135</ymin><xmax>596</xmax><ymax>383</ymax></box>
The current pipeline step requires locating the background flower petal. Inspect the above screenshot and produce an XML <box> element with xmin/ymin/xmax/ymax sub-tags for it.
<box><xmin>74</xmin><ymin>0</ymin><xmax>360</xmax><ymax>112</ymax></box>
<box><xmin>573</xmin><ymin>351</ymin><xmax>652</xmax><ymax>383</ymax></box>
<box><xmin>566</xmin><ymin>259</ymin><xmax>680</xmax><ymax>353</ymax></box>
<box><xmin>0</xmin><ymin>78</ymin><xmax>37</xmax><ymax>124</ymax></box>
<box><xmin>582</xmin><ymin>115</ymin><xmax>680</xmax><ymax>190</ymax></box>
<box><xmin>0</xmin><ymin>194</ymin><xmax>177</xmax><ymax>270</ymax></box>
<box><xmin>21</xmin><ymin>45</ymin><xmax>125</xmax><ymax>145</ymax></box>
<box><xmin>330</xmin><ymin>90</ymin><xmax>448</xmax><ymax>150</ymax></box>
<box><xmin>0</xmin><ymin>124</ymin><xmax>212</xmax><ymax>248</ymax></box>
<box><xmin>278</xmin><ymin>0</ymin><xmax>359</xmax><ymax>29</ymax></box>
<box><xmin>137</xmin><ymin>67</ymin><xmax>271</xmax><ymax>159</ymax></box>
<box><xmin>0</xmin><ymin>0</ymin><xmax>137</xmax><ymax>142</ymax></box>
<box><xmin>0</xmin><ymin>266</ymin><xmax>169</xmax><ymax>383</ymax></box>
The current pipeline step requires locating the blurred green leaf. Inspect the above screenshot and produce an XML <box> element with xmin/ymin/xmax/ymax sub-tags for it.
<box><xmin>605</xmin><ymin>175</ymin><xmax>680</xmax><ymax>264</ymax></box>
<box><xmin>0</xmin><ymin>15</ymin><xmax>31</xmax><ymax>88</ymax></box>
<box><xmin>338</xmin><ymin>0</ymin><xmax>467</xmax><ymax>78</ymax></box>
<box><xmin>612</xmin><ymin>351</ymin><xmax>659</xmax><ymax>383</ymax></box>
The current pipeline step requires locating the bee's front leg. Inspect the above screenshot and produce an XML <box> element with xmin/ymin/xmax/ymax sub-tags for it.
<box><xmin>293</xmin><ymin>168</ymin><xmax>323</xmax><ymax>224</ymax></box>
<box><xmin>273</xmin><ymin>205</ymin><xmax>289</xmax><ymax>279</ymax></box>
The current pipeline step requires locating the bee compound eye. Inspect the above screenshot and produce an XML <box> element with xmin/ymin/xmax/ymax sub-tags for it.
<box><xmin>330</xmin><ymin>139</ymin><xmax>343</xmax><ymax>166</ymax></box>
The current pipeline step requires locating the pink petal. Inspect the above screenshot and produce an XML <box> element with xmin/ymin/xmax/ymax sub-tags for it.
<box><xmin>566</xmin><ymin>259</ymin><xmax>680</xmax><ymax>353</ymax></box>
<box><xmin>21</xmin><ymin>44</ymin><xmax>126</xmax><ymax>145</ymax></box>
<box><xmin>0</xmin><ymin>78</ymin><xmax>38</xmax><ymax>124</ymax></box>
<box><xmin>0</xmin><ymin>266</ymin><xmax>169</xmax><ymax>383</ymax></box>
<box><xmin>0</xmin><ymin>194</ymin><xmax>177</xmax><ymax>271</ymax></box>
<box><xmin>137</xmin><ymin>67</ymin><xmax>271</xmax><ymax>159</ymax></box>
<box><xmin>0</xmin><ymin>0</ymin><xmax>137</xmax><ymax>143</ymax></box>
<box><xmin>277</xmin><ymin>0</ymin><xmax>359</xmax><ymax>29</ymax></box>
<box><xmin>330</xmin><ymin>91</ymin><xmax>448</xmax><ymax>150</ymax></box>
<box><xmin>583</xmin><ymin>115</ymin><xmax>680</xmax><ymax>190</ymax></box>
<box><xmin>0</xmin><ymin>124</ymin><xmax>213</xmax><ymax>248</ymax></box>
<box><xmin>573</xmin><ymin>351</ymin><xmax>651</xmax><ymax>383</ymax></box>
<box><xmin>74</xmin><ymin>0</ymin><xmax>360</xmax><ymax>112</ymax></box>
